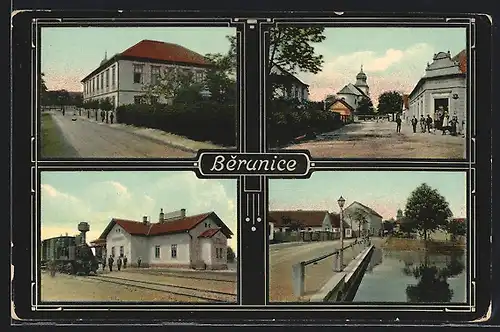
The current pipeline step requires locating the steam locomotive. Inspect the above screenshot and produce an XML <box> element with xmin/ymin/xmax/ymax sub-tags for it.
<box><xmin>40</xmin><ymin>222</ymin><xmax>99</xmax><ymax>275</ymax></box>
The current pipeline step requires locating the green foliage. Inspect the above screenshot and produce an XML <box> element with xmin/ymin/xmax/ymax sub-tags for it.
<box><xmin>267</xmin><ymin>98</ymin><xmax>343</xmax><ymax>147</ymax></box>
<box><xmin>227</xmin><ymin>246</ymin><xmax>236</xmax><ymax>262</ymax></box>
<box><xmin>268</xmin><ymin>27</ymin><xmax>326</xmax><ymax>75</ymax></box>
<box><xmin>142</xmin><ymin>67</ymin><xmax>196</xmax><ymax>103</ymax></box>
<box><xmin>115</xmin><ymin>101</ymin><xmax>236</xmax><ymax>146</ymax></box>
<box><xmin>204</xmin><ymin>44</ymin><xmax>237</xmax><ymax>104</ymax></box>
<box><xmin>356</xmin><ymin>96</ymin><xmax>375</xmax><ymax>115</ymax></box>
<box><xmin>324</xmin><ymin>94</ymin><xmax>337</xmax><ymax>110</ymax></box>
<box><xmin>447</xmin><ymin>219</ymin><xmax>466</xmax><ymax>238</ymax></box>
<box><xmin>404</xmin><ymin>183</ymin><xmax>453</xmax><ymax>241</ymax></box>
<box><xmin>348</xmin><ymin>210</ymin><xmax>369</xmax><ymax>236</ymax></box>
<box><xmin>377</xmin><ymin>91</ymin><xmax>404</xmax><ymax>115</ymax></box>
<box><xmin>99</xmin><ymin>98</ymin><xmax>113</xmax><ymax>112</ymax></box>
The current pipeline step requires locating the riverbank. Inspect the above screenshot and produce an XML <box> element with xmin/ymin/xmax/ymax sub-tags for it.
<box><xmin>382</xmin><ymin>237</ymin><xmax>465</xmax><ymax>253</ymax></box>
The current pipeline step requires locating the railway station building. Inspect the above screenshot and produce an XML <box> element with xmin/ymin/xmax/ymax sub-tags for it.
<box><xmin>96</xmin><ymin>209</ymin><xmax>233</xmax><ymax>270</ymax></box>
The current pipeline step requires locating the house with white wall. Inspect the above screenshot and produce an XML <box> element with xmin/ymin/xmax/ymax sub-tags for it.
<box><xmin>343</xmin><ymin>201</ymin><xmax>383</xmax><ymax>237</ymax></box>
<box><xmin>81</xmin><ymin>39</ymin><xmax>214</xmax><ymax>108</ymax></box>
<box><xmin>268</xmin><ymin>210</ymin><xmax>350</xmax><ymax>239</ymax></box>
<box><xmin>97</xmin><ymin>208</ymin><xmax>233</xmax><ymax>270</ymax></box>
<box><xmin>269</xmin><ymin>64</ymin><xmax>309</xmax><ymax>102</ymax></box>
<box><xmin>408</xmin><ymin>50</ymin><xmax>466</xmax><ymax>128</ymax></box>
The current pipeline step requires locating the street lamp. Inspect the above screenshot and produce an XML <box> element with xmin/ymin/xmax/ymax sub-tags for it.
<box><xmin>337</xmin><ymin>196</ymin><xmax>346</xmax><ymax>270</ymax></box>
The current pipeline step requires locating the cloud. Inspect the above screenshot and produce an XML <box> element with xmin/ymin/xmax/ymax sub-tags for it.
<box><xmin>40</xmin><ymin>173</ymin><xmax>238</xmax><ymax>250</ymax></box>
<box><xmin>301</xmin><ymin>43</ymin><xmax>434</xmax><ymax>103</ymax></box>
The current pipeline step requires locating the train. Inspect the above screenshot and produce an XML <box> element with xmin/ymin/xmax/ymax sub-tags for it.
<box><xmin>40</xmin><ymin>222</ymin><xmax>99</xmax><ymax>275</ymax></box>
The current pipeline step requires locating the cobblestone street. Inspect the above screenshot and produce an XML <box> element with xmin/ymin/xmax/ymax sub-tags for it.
<box><xmin>285</xmin><ymin>120</ymin><xmax>466</xmax><ymax>159</ymax></box>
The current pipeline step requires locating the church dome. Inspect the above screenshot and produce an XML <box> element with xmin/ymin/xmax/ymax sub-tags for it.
<box><xmin>99</xmin><ymin>51</ymin><xmax>108</xmax><ymax>66</ymax></box>
<box><xmin>356</xmin><ymin>66</ymin><xmax>367</xmax><ymax>80</ymax></box>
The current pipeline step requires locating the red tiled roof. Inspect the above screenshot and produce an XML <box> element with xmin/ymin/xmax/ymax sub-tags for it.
<box><xmin>452</xmin><ymin>49</ymin><xmax>467</xmax><ymax>74</ymax></box>
<box><xmin>452</xmin><ymin>218</ymin><xmax>466</xmax><ymax>223</ymax></box>
<box><xmin>329</xmin><ymin>213</ymin><xmax>350</xmax><ymax>228</ymax></box>
<box><xmin>268</xmin><ymin>210</ymin><xmax>328</xmax><ymax>227</ymax></box>
<box><xmin>198</xmin><ymin>228</ymin><xmax>221</xmax><ymax>238</ymax></box>
<box><xmin>121</xmin><ymin>39</ymin><xmax>209</xmax><ymax>66</ymax></box>
<box><xmin>99</xmin><ymin>212</ymin><xmax>233</xmax><ymax>239</ymax></box>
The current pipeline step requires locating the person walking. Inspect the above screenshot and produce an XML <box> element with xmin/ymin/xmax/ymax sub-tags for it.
<box><xmin>117</xmin><ymin>256</ymin><xmax>122</xmax><ymax>271</ymax></box>
<box><xmin>137</xmin><ymin>257</ymin><xmax>142</xmax><ymax>268</ymax></box>
<box><xmin>442</xmin><ymin>113</ymin><xmax>450</xmax><ymax>135</ymax></box>
<box><xmin>100</xmin><ymin>110</ymin><xmax>105</xmax><ymax>122</ymax></box>
<box><xmin>419</xmin><ymin>115</ymin><xmax>425</xmax><ymax>133</ymax></box>
<box><xmin>108</xmin><ymin>255</ymin><xmax>114</xmax><ymax>272</ymax></box>
<box><xmin>110</xmin><ymin>111</ymin><xmax>114</xmax><ymax>124</ymax></box>
<box><xmin>396</xmin><ymin>114</ymin><xmax>402</xmax><ymax>133</ymax></box>
<box><xmin>426</xmin><ymin>115</ymin><xmax>433</xmax><ymax>133</ymax></box>
<box><xmin>411</xmin><ymin>116</ymin><xmax>418</xmax><ymax>133</ymax></box>
<box><xmin>123</xmin><ymin>255</ymin><xmax>128</xmax><ymax>269</ymax></box>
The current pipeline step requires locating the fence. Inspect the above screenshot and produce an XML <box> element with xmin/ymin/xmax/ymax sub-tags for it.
<box><xmin>272</xmin><ymin>230</ymin><xmax>343</xmax><ymax>244</ymax></box>
<box><xmin>292</xmin><ymin>237</ymin><xmax>371</xmax><ymax>297</ymax></box>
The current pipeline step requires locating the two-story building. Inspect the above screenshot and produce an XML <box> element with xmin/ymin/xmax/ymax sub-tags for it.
<box><xmin>81</xmin><ymin>39</ymin><xmax>214</xmax><ymax>108</ymax></box>
<box><xmin>96</xmin><ymin>208</ymin><xmax>233</xmax><ymax>270</ymax></box>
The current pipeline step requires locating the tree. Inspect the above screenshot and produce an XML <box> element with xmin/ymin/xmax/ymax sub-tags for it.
<box><xmin>356</xmin><ymin>96</ymin><xmax>375</xmax><ymax>115</ymax></box>
<box><xmin>268</xmin><ymin>27</ymin><xmax>326</xmax><ymax>97</ymax></box>
<box><xmin>399</xmin><ymin>217</ymin><xmax>417</xmax><ymax>238</ymax></box>
<box><xmin>40</xmin><ymin>72</ymin><xmax>49</xmax><ymax>106</ymax></box>
<box><xmin>404</xmin><ymin>183</ymin><xmax>453</xmax><ymax>244</ymax></box>
<box><xmin>282</xmin><ymin>216</ymin><xmax>303</xmax><ymax>232</ymax></box>
<box><xmin>204</xmin><ymin>36</ymin><xmax>237</xmax><ymax>104</ymax></box>
<box><xmin>227</xmin><ymin>246</ymin><xmax>236</xmax><ymax>262</ymax></box>
<box><xmin>446</xmin><ymin>219</ymin><xmax>466</xmax><ymax>242</ymax></box>
<box><xmin>347</xmin><ymin>210</ymin><xmax>369</xmax><ymax>237</ymax></box>
<box><xmin>142</xmin><ymin>67</ymin><xmax>197</xmax><ymax>103</ymax></box>
<box><xmin>377</xmin><ymin>91</ymin><xmax>403</xmax><ymax>118</ymax></box>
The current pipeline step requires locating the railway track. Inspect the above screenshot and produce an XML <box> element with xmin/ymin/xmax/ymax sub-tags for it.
<box><xmin>125</xmin><ymin>269</ymin><xmax>236</xmax><ymax>283</ymax></box>
<box><xmin>88</xmin><ymin>275</ymin><xmax>237</xmax><ymax>303</ymax></box>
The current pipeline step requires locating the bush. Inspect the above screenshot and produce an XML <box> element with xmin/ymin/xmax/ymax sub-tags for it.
<box><xmin>116</xmin><ymin>101</ymin><xmax>236</xmax><ymax>146</ymax></box>
<box><xmin>267</xmin><ymin>98</ymin><xmax>343</xmax><ymax>147</ymax></box>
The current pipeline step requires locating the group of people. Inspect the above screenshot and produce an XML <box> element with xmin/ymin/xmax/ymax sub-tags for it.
<box><xmin>102</xmin><ymin>255</ymin><xmax>143</xmax><ymax>272</ymax></box>
<box><xmin>100</xmin><ymin>110</ymin><xmax>115</xmax><ymax>124</ymax></box>
<box><xmin>407</xmin><ymin>110</ymin><xmax>464</xmax><ymax>137</ymax></box>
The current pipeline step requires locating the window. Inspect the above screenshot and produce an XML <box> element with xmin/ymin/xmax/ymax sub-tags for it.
<box><xmin>105</xmin><ymin>69</ymin><xmax>110</xmax><ymax>88</ymax></box>
<box><xmin>111</xmin><ymin>65</ymin><xmax>116</xmax><ymax>88</ymax></box>
<box><xmin>133</xmin><ymin>64</ymin><xmax>144</xmax><ymax>83</ymax></box>
<box><xmin>119</xmin><ymin>246</ymin><xmax>124</xmax><ymax>257</ymax></box>
<box><xmin>215</xmin><ymin>248</ymin><xmax>219</xmax><ymax>259</ymax></box>
<box><xmin>155</xmin><ymin>245</ymin><xmax>161</xmax><ymax>258</ymax></box>
<box><xmin>194</xmin><ymin>71</ymin><xmax>204</xmax><ymax>83</ymax></box>
<box><xmin>111</xmin><ymin>246</ymin><xmax>115</xmax><ymax>257</ymax></box>
<box><xmin>134</xmin><ymin>96</ymin><xmax>142</xmax><ymax>104</ymax></box>
<box><xmin>171</xmin><ymin>244</ymin><xmax>177</xmax><ymax>259</ymax></box>
<box><xmin>100</xmin><ymin>74</ymin><xmax>104</xmax><ymax>90</ymax></box>
<box><xmin>151</xmin><ymin>66</ymin><xmax>161</xmax><ymax>85</ymax></box>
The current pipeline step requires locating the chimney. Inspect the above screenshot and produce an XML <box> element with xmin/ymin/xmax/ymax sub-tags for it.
<box><xmin>180</xmin><ymin>208</ymin><xmax>186</xmax><ymax>218</ymax></box>
<box><xmin>142</xmin><ymin>215</ymin><xmax>148</xmax><ymax>224</ymax></box>
<box><xmin>162</xmin><ymin>209</ymin><xmax>187</xmax><ymax>222</ymax></box>
<box><xmin>159</xmin><ymin>208</ymin><xmax>165</xmax><ymax>223</ymax></box>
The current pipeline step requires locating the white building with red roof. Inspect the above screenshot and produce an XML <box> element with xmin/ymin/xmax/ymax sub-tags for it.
<box><xmin>96</xmin><ymin>208</ymin><xmax>233</xmax><ymax>270</ymax></box>
<box><xmin>80</xmin><ymin>39</ymin><xmax>214</xmax><ymax>107</ymax></box>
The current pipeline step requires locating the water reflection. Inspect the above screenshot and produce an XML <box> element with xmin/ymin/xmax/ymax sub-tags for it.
<box><xmin>353</xmin><ymin>248</ymin><xmax>466</xmax><ymax>303</ymax></box>
<box><xmin>403</xmin><ymin>251</ymin><xmax>465</xmax><ymax>303</ymax></box>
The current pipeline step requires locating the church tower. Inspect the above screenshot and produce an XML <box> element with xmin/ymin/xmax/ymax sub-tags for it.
<box><xmin>354</xmin><ymin>65</ymin><xmax>370</xmax><ymax>96</ymax></box>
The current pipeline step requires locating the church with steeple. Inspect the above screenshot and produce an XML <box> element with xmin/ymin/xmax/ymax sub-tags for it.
<box><xmin>327</xmin><ymin>65</ymin><xmax>371</xmax><ymax>122</ymax></box>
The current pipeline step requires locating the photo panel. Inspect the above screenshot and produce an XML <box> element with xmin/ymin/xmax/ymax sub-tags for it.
<box><xmin>38</xmin><ymin>22</ymin><xmax>241</xmax><ymax>160</ymax></box>
<box><xmin>37</xmin><ymin>170</ymin><xmax>238</xmax><ymax>304</ymax></box>
<box><xmin>267</xmin><ymin>170</ymin><xmax>471</xmax><ymax>306</ymax></box>
<box><xmin>263</xmin><ymin>22</ymin><xmax>471</xmax><ymax>161</ymax></box>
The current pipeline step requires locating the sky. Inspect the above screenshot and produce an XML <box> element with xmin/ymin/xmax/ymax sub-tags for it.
<box><xmin>296</xmin><ymin>27</ymin><xmax>466</xmax><ymax>103</ymax></box>
<box><xmin>41</xmin><ymin>27</ymin><xmax>236</xmax><ymax>91</ymax></box>
<box><xmin>269</xmin><ymin>171</ymin><xmax>467</xmax><ymax>220</ymax></box>
<box><xmin>40</xmin><ymin>171</ymin><xmax>238</xmax><ymax>249</ymax></box>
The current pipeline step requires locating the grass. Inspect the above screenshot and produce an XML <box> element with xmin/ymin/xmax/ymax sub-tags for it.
<box><xmin>40</xmin><ymin>113</ymin><xmax>79</xmax><ymax>158</ymax></box>
<box><xmin>382</xmin><ymin>236</ymin><xmax>465</xmax><ymax>253</ymax></box>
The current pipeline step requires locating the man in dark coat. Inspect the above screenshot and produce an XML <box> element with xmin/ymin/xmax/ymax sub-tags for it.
<box><xmin>137</xmin><ymin>257</ymin><xmax>142</xmax><ymax>268</ymax></box>
<box><xmin>123</xmin><ymin>255</ymin><xmax>128</xmax><ymax>269</ymax></box>
<box><xmin>108</xmin><ymin>255</ymin><xmax>114</xmax><ymax>272</ymax></box>
<box><xmin>117</xmin><ymin>256</ymin><xmax>122</xmax><ymax>271</ymax></box>
<box><xmin>426</xmin><ymin>115</ymin><xmax>433</xmax><ymax>133</ymax></box>
<box><xmin>411</xmin><ymin>116</ymin><xmax>418</xmax><ymax>133</ymax></box>
<box><xmin>396</xmin><ymin>115</ymin><xmax>402</xmax><ymax>133</ymax></box>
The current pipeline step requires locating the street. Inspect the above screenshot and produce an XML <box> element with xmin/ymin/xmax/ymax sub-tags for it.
<box><xmin>285</xmin><ymin>120</ymin><xmax>466</xmax><ymax>159</ymax></box>
<box><xmin>45</xmin><ymin>112</ymin><xmax>195</xmax><ymax>158</ymax></box>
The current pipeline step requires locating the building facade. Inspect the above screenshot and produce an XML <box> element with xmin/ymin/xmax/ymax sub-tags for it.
<box><xmin>97</xmin><ymin>209</ymin><xmax>233</xmax><ymax>270</ymax></box>
<box><xmin>269</xmin><ymin>64</ymin><xmax>310</xmax><ymax>102</ymax></box>
<box><xmin>329</xmin><ymin>66</ymin><xmax>371</xmax><ymax>120</ymax></box>
<box><xmin>408</xmin><ymin>50</ymin><xmax>467</xmax><ymax>127</ymax></box>
<box><xmin>343</xmin><ymin>201</ymin><xmax>383</xmax><ymax>237</ymax></box>
<box><xmin>81</xmin><ymin>40</ymin><xmax>213</xmax><ymax>108</ymax></box>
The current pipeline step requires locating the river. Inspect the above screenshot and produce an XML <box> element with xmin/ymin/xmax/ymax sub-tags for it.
<box><xmin>353</xmin><ymin>247</ymin><xmax>467</xmax><ymax>303</ymax></box>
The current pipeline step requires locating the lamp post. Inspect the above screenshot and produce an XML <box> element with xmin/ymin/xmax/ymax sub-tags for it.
<box><xmin>337</xmin><ymin>196</ymin><xmax>346</xmax><ymax>270</ymax></box>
